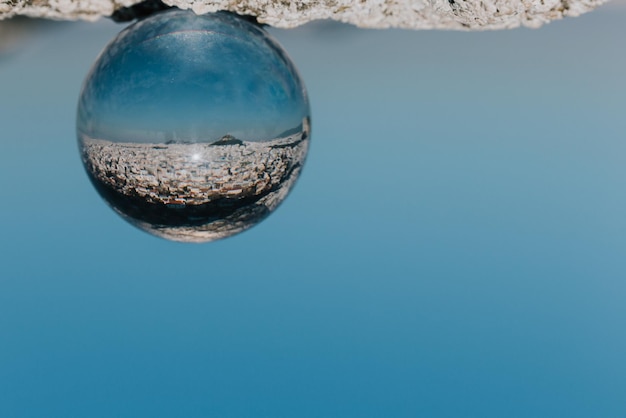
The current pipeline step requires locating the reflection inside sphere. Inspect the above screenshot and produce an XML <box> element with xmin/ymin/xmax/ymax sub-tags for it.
<box><xmin>77</xmin><ymin>9</ymin><xmax>310</xmax><ymax>242</ymax></box>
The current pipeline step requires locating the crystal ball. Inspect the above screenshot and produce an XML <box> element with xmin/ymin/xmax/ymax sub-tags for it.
<box><xmin>77</xmin><ymin>10</ymin><xmax>310</xmax><ymax>243</ymax></box>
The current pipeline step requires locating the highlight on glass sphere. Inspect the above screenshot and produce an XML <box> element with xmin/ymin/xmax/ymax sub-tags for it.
<box><xmin>77</xmin><ymin>9</ymin><xmax>310</xmax><ymax>243</ymax></box>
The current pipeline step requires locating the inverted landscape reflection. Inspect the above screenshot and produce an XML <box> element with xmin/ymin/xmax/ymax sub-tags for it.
<box><xmin>77</xmin><ymin>10</ymin><xmax>311</xmax><ymax>242</ymax></box>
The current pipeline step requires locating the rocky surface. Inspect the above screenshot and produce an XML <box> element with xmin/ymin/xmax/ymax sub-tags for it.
<box><xmin>81</xmin><ymin>134</ymin><xmax>307</xmax><ymax>206</ymax></box>
<box><xmin>80</xmin><ymin>133</ymin><xmax>308</xmax><ymax>242</ymax></box>
<box><xmin>0</xmin><ymin>0</ymin><xmax>611</xmax><ymax>30</ymax></box>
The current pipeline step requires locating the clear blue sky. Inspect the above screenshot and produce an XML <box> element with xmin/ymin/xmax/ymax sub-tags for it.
<box><xmin>1</xmin><ymin>7</ymin><xmax>626</xmax><ymax>416</ymax></box>
<box><xmin>77</xmin><ymin>10</ymin><xmax>309</xmax><ymax>143</ymax></box>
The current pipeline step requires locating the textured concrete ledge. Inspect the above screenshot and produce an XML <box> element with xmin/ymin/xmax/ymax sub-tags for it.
<box><xmin>0</xmin><ymin>0</ymin><xmax>609</xmax><ymax>30</ymax></box>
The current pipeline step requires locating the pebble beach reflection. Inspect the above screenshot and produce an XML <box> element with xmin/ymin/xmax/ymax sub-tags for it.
<box><xmin>77</xmin><ymin>9</ymin><xmax>310</xmax><ymax>242</ymax></box>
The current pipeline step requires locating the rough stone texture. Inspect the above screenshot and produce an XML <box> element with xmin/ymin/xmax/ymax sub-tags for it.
<box><xmin>80</xmin><ymin>133</ymin><xmax>309</xmax><ymax>242</ymax></box>
<box><xmin>81</xmin><ymin>135</ymin><xmax>307</xmax><ymax>206</ymax></box>
<box><xmin>0</xmin><ymin>0</ymin><xmax>610</xmax><ymax>30</ymax></box>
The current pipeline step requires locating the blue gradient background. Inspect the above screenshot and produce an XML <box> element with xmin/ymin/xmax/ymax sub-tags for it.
<box><xmin>1</xmin><ymin>6</ymin><xmax>626</xmax><ymax>416</ymax></box>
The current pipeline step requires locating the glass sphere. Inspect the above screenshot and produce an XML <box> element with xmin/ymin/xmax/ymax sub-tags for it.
<box><xmin>77</xmin><ymin>9</ymin><xmax>310</xmax><ymax>243</ymax></box>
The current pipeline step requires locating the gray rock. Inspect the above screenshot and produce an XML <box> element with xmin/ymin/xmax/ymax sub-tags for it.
<box><xmin>0</xmin><ymin>0</ymin><xmax>610</xmax><ymax>30</ymax></box>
